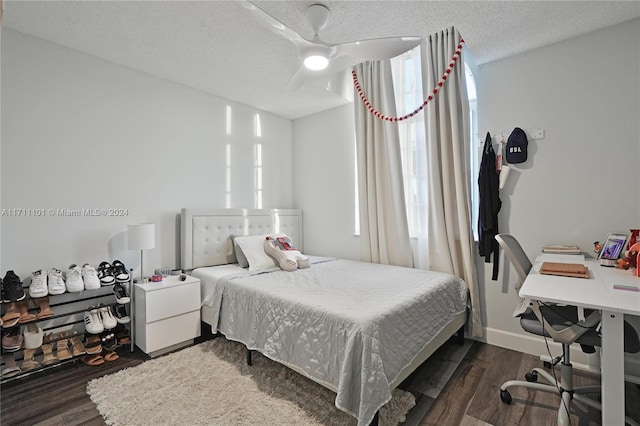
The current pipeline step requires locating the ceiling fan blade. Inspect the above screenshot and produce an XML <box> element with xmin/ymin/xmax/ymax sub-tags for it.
<box><xmin>335</xmin><ymin>36</ymin><xmax>422</xmax><ymax>60</ymax></box>
<box><xmin>240</xmin><ymin>0</ymin><xmax>316</xmax><ymax>51</ymax></box>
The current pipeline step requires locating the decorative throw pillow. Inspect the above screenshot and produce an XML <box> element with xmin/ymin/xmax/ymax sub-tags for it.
<box><xmin>233</xmin><ymin>234</ymin><xmax>278</xmax><ymax>273</ymax></box>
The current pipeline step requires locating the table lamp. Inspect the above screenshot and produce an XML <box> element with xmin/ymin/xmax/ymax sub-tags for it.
<box><xmin>128</xmin><ymin>223</ymin><xmax>155</xmax><ymax>283</ymax></box>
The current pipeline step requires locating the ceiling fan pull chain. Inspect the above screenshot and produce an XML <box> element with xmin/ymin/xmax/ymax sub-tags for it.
<box><xmin>353</xmin><ymin>39</ymin><xmax>465</xmax><ymax>122</ymax></box>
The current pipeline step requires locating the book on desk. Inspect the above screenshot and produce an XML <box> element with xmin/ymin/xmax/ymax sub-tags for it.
<box><xmin>539</xmin><ymin>261</ymin><xmax>590</xmax><ymax>278</ymax></box>
<box><xmin>541</xmin><ymin>245</ymin><xmax>581</xmax><ymax>255</ymax></box>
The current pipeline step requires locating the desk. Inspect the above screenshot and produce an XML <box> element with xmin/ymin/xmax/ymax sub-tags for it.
<box><xmin>520</xmin><ymin>258</ymin><xmax>640</xmax><ymax>425</ymax></box>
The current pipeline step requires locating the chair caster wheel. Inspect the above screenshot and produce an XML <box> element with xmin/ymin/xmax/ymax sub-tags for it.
<box><xmin>500</xmin><ymin>389</ymin><xmax>512</xmax><ymax>404</ymax></box>
<box><xmin>543</xmin><ymin>361</ymin><xmax>552</xmax><ymax>368</ymax></box>
<box><xmin>525</xmin><ymin>371</ymin><xmax>538</xmax><ymax>382</ymax></box>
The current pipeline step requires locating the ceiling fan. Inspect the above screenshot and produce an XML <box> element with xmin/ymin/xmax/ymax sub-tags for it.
<box><xmin>241</xmin><ymin>1</ymin><xmax>422</xmax><ymax>90</ymax></box>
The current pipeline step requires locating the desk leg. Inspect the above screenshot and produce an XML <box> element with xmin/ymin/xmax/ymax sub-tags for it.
<box><xmin>601</xmin><ymin>310</ymin><xmax>624</xmax><ymax>425</ymax></box>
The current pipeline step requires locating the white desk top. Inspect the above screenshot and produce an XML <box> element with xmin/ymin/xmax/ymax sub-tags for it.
<box><xmin>520</xmin><ymin>258</ymin><xmax>640</xmax><ymax>315</ymax></box>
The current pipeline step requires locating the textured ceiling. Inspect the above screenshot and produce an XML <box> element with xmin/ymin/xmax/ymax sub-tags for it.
<box><xmin>3</xmin><ymin>1</ymin><xmax>640</xmax><ymax>120</ymax></box>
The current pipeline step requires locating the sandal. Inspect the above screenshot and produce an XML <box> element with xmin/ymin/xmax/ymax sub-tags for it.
<box><xmin>17</xmin><ymin>299</ymin><xmax>36</xmax><ymax>323</ymax></box>
<box><xmin>114</xmin><ymin>325</ymin><xmax>131</xmax><ymax>345</ymax></box>
<box><xmin>2</xmin><ymin>353</ymin><xmax>21</xmax><ymax>378</ymax></box>
<box><xmin>56</xmin><ymin>332</ymin><xmax>73</xmax><ymax>360</ymax></box>
<box><xmin>1</xmin><ymin>303</ymin><xmax>21</xmax><ymax>328</ymax></box>
<box><xmin>70</xmin><ymin>335</ymin><xmax>86</xmax><ymax>356</ymax></box>
<box><xmin>81</xmin><ymin>354</ymin><xmax>104</xmax><ymax>366</ymax></box>
<box><xmin>21</xmin><ymin>348</ymin><xmax>41</xmax><ymax>371</ymax></box>
<box><xmin>101</xmin><ymin>332</ymin><xmax>117</xmax><ymax>351</ymax></box>
<box><xmin>41</xmin><ymin>333</ymin><xmax>57</xmax><ymax>365</ymax></box>
<box><xmin>35</xmin><ymin>297</ymin><xmax>54</xmax><ymax>319</ymax></box>
<box><xmin>84</xmin><ymin>334</ymin><xmax>102</xmax><ymax>355</ymax></box>
<box><xmin>103</xmin><ymin>350</ymin><xmax>119</xmax><ymax>362</ymax></box>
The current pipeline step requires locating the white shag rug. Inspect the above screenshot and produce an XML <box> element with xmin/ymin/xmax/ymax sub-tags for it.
<box><xmin>87</xmin><ymin>338</ymin><xmax>415</xmax><ymax>426</ymax></box>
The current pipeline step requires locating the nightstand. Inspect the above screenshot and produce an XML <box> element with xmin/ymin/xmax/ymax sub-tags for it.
<box><xmin>134</xmin><ymin>275</ymin><xmax>201</xmax><ymax>356</ymax></box>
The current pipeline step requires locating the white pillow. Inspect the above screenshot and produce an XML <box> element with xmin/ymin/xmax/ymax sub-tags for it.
<box><xmin>232</xmin><ymin>236</ymin><xmax>249</xmax><ymax>268</ymax></box>
<box><xmin>233</xmin><ymin>234</ymin><xmax>278</xmax><ymax>273</ymax></box>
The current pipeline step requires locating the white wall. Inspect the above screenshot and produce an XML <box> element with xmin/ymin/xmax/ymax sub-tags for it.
<box><xmin>293</xmin><ymin>19</ymin><xmax>640</xmax><ymax>370</ymax></box>
<box><xmin>1</xmin><ymin>30</ymin><xmax>293</xmax><ymax>279</ymax></box>
<box><xmin>293</xmin><ymin>104</ymin><xmax>360</xmax><ymax>259</ymax></box>
<box><xmin>476</xmin><ymin>19</ymin><xmax>640</xmax><ymax>370</ymax></box>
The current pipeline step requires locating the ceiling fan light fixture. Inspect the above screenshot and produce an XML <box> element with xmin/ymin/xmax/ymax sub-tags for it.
<box><xmin>304</xmin><ymin>53</ymin><xmax>329</xmax><ymax>70</ymax></box>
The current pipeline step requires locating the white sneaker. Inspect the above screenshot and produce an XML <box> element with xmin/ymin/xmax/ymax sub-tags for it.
<box><xmin>65</xmin><ymin>264</ymin><xmax>84</xmax><ymax>292</ymax></box>
<box><xmin>84</xmin><ymin>308</ymin><xmax>104</xmax><ymax>334</ymax></box>
<box><xmin>99</xmin><ymin>306</ymin><xmax>117</xmax><ymax>330</ymax></box>
<box><xmin>47</xmin><ymin>268</ymin><xmax>66</xmax><ymax>295</ymax></box>
<box><xmin>29</xmin><ymin>270</ymin><xmax>48</xmax><ymax>298</ymax></box>
<box><xmin>81</xmin><ymin>264</ymin><xmax>101</xmax><ymax>290</ymax></box>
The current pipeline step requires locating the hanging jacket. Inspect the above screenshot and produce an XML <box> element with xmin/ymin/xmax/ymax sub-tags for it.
<box><xmin>478</xmin><ymin>132</ymin><xmax>502</xmax><ymax>280</ymax></box>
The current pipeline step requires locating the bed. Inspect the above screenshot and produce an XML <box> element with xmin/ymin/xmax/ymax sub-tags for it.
<box><xmin>181</xmin><ymin>208</ymin><xmax>468</xmax><ymax>426</ymax></box>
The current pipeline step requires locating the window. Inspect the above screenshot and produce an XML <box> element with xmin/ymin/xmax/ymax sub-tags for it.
<box><xmin>386</xmin><ymin>47</ymin><xmax>478</xmax><ymax>238</ymax></box>
<box><xmin>354</xmin><ymin>49</ymin><xmax>478</xmax><ymax>237</ymax></box>
<box><xmin>465</xmin><ymin>63</ymin><xmax>479</xmax><ymax>240</ymax></box>
<box><xmin>390</xmin><ymin>48</ymin><xmax>427</xmax><ymax>238</ymax></box>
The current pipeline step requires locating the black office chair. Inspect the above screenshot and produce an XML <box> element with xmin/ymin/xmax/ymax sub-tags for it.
<box><xmin>495</xmin><ymin>234</ymin><xmax>640</xmax><ymax>426</ymax></box>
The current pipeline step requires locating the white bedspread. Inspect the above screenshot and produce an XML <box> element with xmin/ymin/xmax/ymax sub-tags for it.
<box><xmin>193</xmin><ymin>258</ymin><xmax>467</xmax><ymax>426</ymax></box>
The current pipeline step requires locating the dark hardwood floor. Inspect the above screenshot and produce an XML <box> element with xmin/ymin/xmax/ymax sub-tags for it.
<box><xmin>1</xmin><ymin>340</ymin><xmax>638</xmax><ymax>425</ymax></box>
<box><xmin>410</xmin><ymin>342</ymin><xmax>640</xmax><ymax>426</ymax></box>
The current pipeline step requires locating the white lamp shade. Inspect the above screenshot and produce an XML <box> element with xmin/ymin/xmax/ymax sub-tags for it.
<box><xmin>128</xmin><ymin>223</ymin><xmax>156</xmax><ymax>250</ymax></box>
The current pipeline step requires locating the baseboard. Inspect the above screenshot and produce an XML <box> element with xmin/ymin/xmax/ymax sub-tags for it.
<box><xmin>474</xmin><ymin>327</ymin><xmax>640</xmax><ymax>380</ymax></box>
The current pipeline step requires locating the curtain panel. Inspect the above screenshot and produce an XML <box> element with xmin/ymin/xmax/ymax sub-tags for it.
<box><xmin>421</xmin><ymin>28</ymin><xmax>483</xmax><ymax>337</ymax></box>
<box><xmin>354</xmin><ymin>61</ymin><xmax>413</xmax><ymax>268</ymax></box>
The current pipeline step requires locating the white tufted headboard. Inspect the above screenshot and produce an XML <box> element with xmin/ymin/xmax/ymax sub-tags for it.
<box><xmin>180</xmin><ymin>208</ymin><xmax>303</xmax><ymax>271</ymax></box>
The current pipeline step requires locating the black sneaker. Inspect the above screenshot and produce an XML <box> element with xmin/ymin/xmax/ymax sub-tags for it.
<box><xmin>113</xmin><ymin>283</ymin><xmax>130</xmax><ymax>304</ymax></box>
<box><xmin>3</xmin><ymin>271</ymin><xmax>25</xmax><ymax>303</ymax></box>
<box><xmin>97</xmin><ymin>262</ymin><xmax>115</xmax><ymax>286</ymax></box>
<box><xmin>112</xmin><ymin>260</ymin><xmax>129</xmax><ymax>283</ymax></box>
<box><xmin>0</xmin><ymin>277</ymin><xmax>4</xmax><ymax>304</ymax></box>
<box><xmin>113</xmin><ymin>304</ymin><xmax>130</xmax><ymax>324</ymax></box>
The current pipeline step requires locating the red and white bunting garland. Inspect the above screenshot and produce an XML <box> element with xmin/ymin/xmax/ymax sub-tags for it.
<box><xmin>353</xmin><ymin>39</ymin><xmax>465</xmax><ymax>122</ymax></box>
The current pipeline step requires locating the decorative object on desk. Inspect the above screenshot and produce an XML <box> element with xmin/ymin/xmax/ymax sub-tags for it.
<box><xmin>170</xmin><ymin>268</ymin><xmax>182</xmax><ymax>276</ymax></box>
<box><xmin>150</xmin><ymin>274</ymin><xmax>163</xmax><ymax>282</ymax></box>
<box><xmin>593</xmin><ymin>241</ymin><xmax>602</xmax><ymax>257</ymax></box>
<box><xmin>598</xmin><ymin>232</ymin><xmax>627</xmax><ymax>267</ymax></box>
<box><xmin>127</xmin><ymin>223</ymin><xmax>155</xmax><ymax>283</ymax></box>
<box><xmin>627</xmin><ymin>229</ymin><xmax>639</xmax><ymax>250</ymax></box>
<box><xmin>625</xmin><ymin>230</ymin><xmax>639</xmax><ymax>270</ymax></box>
<box><xmin>628</xmin><ymin>242</ymin><xmax>640</xmax><ymax>277</ymax></box>
<box><xmin>539</xmin><ymin>262</ymin><xmax>589</xmax><ymax>278</ymax></box>
<box><xmin>505</xmin><ymin>127</ymin><xmax>528</xmax><ymax>164</ymax></box>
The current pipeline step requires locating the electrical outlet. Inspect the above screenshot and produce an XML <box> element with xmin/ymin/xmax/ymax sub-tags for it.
<box><xmin>532</xmin><ymin>128</ymin><xmax>545</xmax><ymax>140</ymax></box>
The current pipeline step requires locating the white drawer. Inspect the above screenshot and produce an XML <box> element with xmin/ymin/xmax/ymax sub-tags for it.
<box><xmin>140</xmin><ymin>310</ymin><xmax>201</xmax><ymax>353</ymax></box>
<box><xmin>144</xmin><ymin>281</ymin><xmax>200</xmax><ymax>323</ymax></box>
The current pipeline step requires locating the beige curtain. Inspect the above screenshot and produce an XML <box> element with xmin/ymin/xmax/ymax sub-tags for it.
<box><xmin>354</xmin><ymin>61</ymin><xmax>413</xmax><ymax>267</ymax></box>
<box><xmin>421</xmin><ymin>28</ymin><xmax>483</xmax><ymax>337</ymax></box>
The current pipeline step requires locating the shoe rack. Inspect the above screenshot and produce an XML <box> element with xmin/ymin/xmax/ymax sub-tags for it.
<box><xmin>0</xmin><ymin>270</ymin><xmax>134</xmax><ymax>383</ymax></box>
